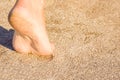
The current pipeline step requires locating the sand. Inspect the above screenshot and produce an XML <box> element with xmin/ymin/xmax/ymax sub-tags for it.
<box><xmin>0</xmin><ymin>0</ymin><xmax>120</xmax><ymax>80</ymax></box>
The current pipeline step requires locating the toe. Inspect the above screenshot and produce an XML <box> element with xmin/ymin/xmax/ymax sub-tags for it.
<box><xmin>51</xmin><ymin>43</ymin><xmax>55</xmax><ymax>51</ymax></box>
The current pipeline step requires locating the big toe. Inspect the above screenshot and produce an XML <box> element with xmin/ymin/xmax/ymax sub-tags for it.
<box><xmin>51</xmin><ymin>43</ymin><xmax>55</xmax><ymax>51</ymax></box>
<box><xmin>34</xmin><ymin>43</ymin><xmax>54</xmax><ymax>56</ymax></box>
<box><xmin>43</xmin><ymin>43</ymin><xmax>55</xmax><ymax>56</ymax></box>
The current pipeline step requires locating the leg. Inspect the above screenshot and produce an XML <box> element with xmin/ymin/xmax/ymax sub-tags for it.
<box><xmin>8</xmin><ymin>0</ymin><xmax>54</xmax><ymax>56</ymax></box>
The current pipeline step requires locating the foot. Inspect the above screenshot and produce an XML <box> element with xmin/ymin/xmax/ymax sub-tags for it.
<box><xmin>8</xmin><ymin>0</ymin><xmax>54</xmax><ymax>56</ymax></box>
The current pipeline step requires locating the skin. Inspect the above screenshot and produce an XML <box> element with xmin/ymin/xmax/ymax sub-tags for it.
<box><xmin>8</xmin><ymin>0</ymin><xmax>54</xmax><ymax>56</ymax></box>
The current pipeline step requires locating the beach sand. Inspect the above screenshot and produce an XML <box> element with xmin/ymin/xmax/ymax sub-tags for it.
<box><xmin>0</xmin><ymin>0</ymin><xmax>120</xmax><ymax>80</ymax></box>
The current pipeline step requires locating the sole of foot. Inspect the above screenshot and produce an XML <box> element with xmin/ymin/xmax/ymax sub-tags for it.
<box><xmin>8</xmin><ymin>7</ymin><xmax>54</xmax><ymax>58</ymax></box>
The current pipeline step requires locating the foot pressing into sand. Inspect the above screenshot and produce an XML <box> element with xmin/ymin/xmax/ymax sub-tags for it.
<box><xmin>8</xmin><ymin>0</ymin><xmax>54</xmax><ymax>56</ymax></box>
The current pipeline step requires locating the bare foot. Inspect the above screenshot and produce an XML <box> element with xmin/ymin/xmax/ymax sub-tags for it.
<box><xmin>8</xmin><ymin>0</ymin><xmax>54</xmax><ymax>56</ymax></box>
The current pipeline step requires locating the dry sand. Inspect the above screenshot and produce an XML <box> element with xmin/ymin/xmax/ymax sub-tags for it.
<box><xmin>0</xmin><ymin>0</ymin><xmax>120</xmax><ymax>80</ymax></box>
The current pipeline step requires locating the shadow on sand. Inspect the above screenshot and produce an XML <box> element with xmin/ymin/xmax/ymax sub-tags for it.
<box><xmin>0</xmin><ymin>26</ymin><xmax>14</xmax><ymax>50</ymax></box>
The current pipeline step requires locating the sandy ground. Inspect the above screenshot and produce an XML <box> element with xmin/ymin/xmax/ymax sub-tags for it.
<box><xmin>0</xmin><ymin>0</ymin><xmax>120</xmax><ymax>80</ymax></box>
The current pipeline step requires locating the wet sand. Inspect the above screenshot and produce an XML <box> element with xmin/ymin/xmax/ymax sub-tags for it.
<box><xmin>0</xmin><ymin>0</ymin><xmax>120</xmax><ymax>80</ymax></box>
